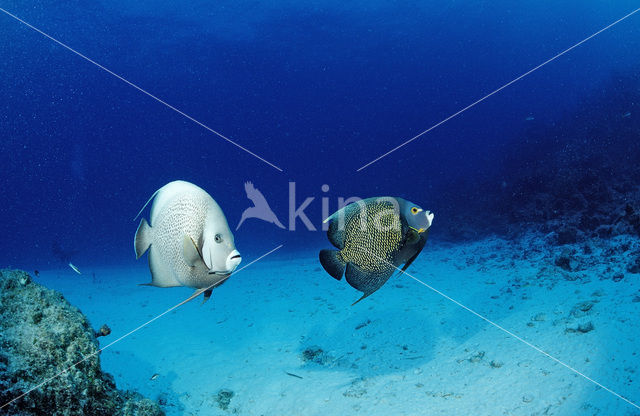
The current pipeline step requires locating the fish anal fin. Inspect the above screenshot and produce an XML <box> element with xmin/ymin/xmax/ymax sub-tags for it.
<box><xmin>345</xmin><ymin>262</ymin><xmax>388</xmax><ymax>304</ymax></box>
<box><xmin>175</xmin><ymin>287</ymin><xmax>212</xmax><ymax>307</ymax></box>
<box><xmin>345</xmin><ymin>262</ymin><xmax>367</xmax><ymax>290</ymax></box>
<box><xmin>201</xmin><ymin>289</ymin><xmax>213</xmax><ymax>304</ymax></box>
<box><xmin>319</xmin><ymin>249</ymin><xmax>345</xmax><ymax>280</ymax></box>
<box><xmin>183</xmin><ymin>235</ymin><xmax>206</xmax><ymax>267</ymax></box>
<box><xmin>351</xmin><ymin>292</ymin><xmax>371</xmax><ymax>306</ymax></box>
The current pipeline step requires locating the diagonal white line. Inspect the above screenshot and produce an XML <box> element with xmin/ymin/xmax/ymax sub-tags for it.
<box><xmin>360</xmin><ymin>248</ymin><xmax>640</xmax><ymax>410</ymax></box>
<box><xmin>0</xmin><ymin>244</ymin><xmax>283</xmax><ymax>410</ymax></box>
<box><xmin>356</xmin><ymin>6</ymin><xmax>640</xmax><ymax>172</ymax></box>
<box><xmin>0</xmin><ymin>7</ymin><xmax>283</xmax><ymax>173</ymax></box>
<box><xmin>405</xmin><ymin>272</ymin><xmax>640</xmax><ymax>410</ymax></box>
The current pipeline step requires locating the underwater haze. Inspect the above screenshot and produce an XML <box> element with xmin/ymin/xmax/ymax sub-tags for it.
<box><xmin>2</xmin><ymin>0</ymin><xmax>640</xmax><ymax>415</ymax></box>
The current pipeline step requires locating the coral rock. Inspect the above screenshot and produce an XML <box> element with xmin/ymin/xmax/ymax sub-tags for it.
<box><xmin>0</xmin><ymin>269</ymin><xmax>164</xmax><ymax>416</ymax></box>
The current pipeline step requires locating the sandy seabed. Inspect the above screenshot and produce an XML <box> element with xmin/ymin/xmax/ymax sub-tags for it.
<box><xmin>36</xmin><ymin>233</ymin><xmax>640</xmax><ymax>416</ymax></box>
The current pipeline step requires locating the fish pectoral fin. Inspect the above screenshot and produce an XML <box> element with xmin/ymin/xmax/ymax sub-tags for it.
<box><xmin>404</xmin><ymin>228</ymin><xmax>421</xmax><ymax>245</ymax></box>
<box><xmin>183</xmin><ymin>235</ymin><xmax>206</xmax><ymax>267</ymax></box>
<box><xmin>200</xmin><ymin>238</ymin><xmax>213</xmax><ymax>269</ymax></box>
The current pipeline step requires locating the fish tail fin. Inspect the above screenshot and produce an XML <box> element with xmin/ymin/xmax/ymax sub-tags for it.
<box><xmin>134</xmin><ymin>218</ymin><xmax>153</xmax><ymax>259</ymax></box>
<box><xmin>319</xmin><ymin>249</ymin><xmax>345</xmax><ymax>280</ymax></box>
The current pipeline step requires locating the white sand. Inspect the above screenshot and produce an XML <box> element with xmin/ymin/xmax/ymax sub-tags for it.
<box><xmin>36</xmin><ymin>234</ymin><xmax>640</xmax><ymax>415</ymax></box>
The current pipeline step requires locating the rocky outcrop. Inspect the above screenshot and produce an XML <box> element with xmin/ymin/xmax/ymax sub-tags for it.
<box><xmin>0</xmin><ymin>269</ymin><xmax>164</xmax><ymax>416</ymax></box>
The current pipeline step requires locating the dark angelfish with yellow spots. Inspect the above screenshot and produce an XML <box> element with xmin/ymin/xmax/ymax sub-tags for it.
<box><xmin>319</xmin><ymin>197</ymin><xmax>434</xmax><ymax>305</ymax></box>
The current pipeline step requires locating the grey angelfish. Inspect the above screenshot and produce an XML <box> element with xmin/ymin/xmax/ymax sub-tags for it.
<box><xmin>134</xmin><ymin>180</ymin><xmax>242</xmax><ymax>303</ymax></box>
<box><xmin>319</xmin><ymin>197</ymin><xmax>433</xmax><ymax>305</ymax></box>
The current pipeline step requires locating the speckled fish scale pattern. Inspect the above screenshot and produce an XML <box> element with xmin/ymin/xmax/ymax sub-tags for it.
<box><xmin>340</xmin><ymin>201</ymin><xmax>402</xmax><ymax>274</ymax></box>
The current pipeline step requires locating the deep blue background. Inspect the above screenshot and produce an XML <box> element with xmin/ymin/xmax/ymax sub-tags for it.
<box><xmin>1</xmin><ymin>1</ymin><xmax>639</xmax><ymax>269</ymax></box>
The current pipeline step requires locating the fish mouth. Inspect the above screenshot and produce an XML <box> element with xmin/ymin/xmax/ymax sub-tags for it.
<box><xmin>208</xmin><ymin>270</ymin><xmax>233</xmax><ymax>276</ymax></box>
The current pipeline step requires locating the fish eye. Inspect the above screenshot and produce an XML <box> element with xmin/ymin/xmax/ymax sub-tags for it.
<box><xmin>214</xmin><ymin>234</ymin><xmax>223</xmax><ymax>243</ymax></box>
<box><xmin>411</xmin><ymin>207</ymin><xmax>419</xmax><ymax>214</ymax></box>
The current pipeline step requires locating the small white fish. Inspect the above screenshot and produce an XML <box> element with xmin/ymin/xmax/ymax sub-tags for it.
<box><xmin>68</xmin><ymin>263</ymin><xmax>82</xmax><ymax>275</ymax></box>
<box><xmin>134</xmin><ymin>181</ymin><xmax>242</xmax><ymax>303</ymax></box>
<box><xmin>525</xmin><ymin>116</ymin><xmax>535</xmax><ymax>121</ymax></box>
<box><xmin>622</xmin><ymin>112</ymin><xmax>631</xmax><ymax>118</ymax></box>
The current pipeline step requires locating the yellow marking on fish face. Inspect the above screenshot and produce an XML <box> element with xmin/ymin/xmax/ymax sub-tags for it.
<box><xmin>409</xmin><ymin>226</ymin><xmax>426</xmax><ymax>233</ymax></box>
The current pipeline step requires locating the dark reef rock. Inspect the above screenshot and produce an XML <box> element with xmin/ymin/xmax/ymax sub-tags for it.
<box><xmin>0</xmin><ymin>270</ymin><xmax>164</xmax><ymax>416</ymax></box>
<box><xmin>565</xmin><ymin>321</ymin><xmax>595</xmax><ymax>334</ymax></box>
<box><xmin>214</xmin><ymin>389</ymin><xmax>234</xmax><ymax>411</ymax></box>
<box><xmin>554</xmin><ymin>254</ymin><xmax>573</xmax><ymax>272</ymax></box>
<box><xmin>435</xmin><ymin>72</ymin><xmax>640</xmax><ymax>243</ymax></box>
<box><xmin>556</xmin><ymin>226</ymin><xmax>579</xmax><ymax>245</ymax></box>
<box><xmin>612</xmin><ymin>272</ymin><xmax>625</xmax><ymax>282</ymax></box>
<box><xmin>623</xmin><ymin>204</ymin><xmax>640</xmax><ymax>235</ymax></box>
<box><xmin>301</xmin><ymin>346</ymin><xmax>329</xmax><ymax>365</ymax></box>
<box><xmin>627</xmin><ymin>253</ymin><xmax>640</xmax><ymax>274</ymax></box>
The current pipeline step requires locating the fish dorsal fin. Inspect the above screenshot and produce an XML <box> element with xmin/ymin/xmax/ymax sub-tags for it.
<box><xmin>133</xmin><ymin>188</ymin><xmax>161</xmax><ymax>222</ymax></box>
<box><xmin>323</xmin><ymin>200</ymin><xmax>363</xmax><ymax>224</ymax></box>
<box><xmin>323</xmin><ymin>206</ymin><xmax>347</xmax><ymax>224</ymax></box>
<box><xmin>183</xmin><ymin>235</ymin><xmax>206</xmax><ymax>267</ymax></box>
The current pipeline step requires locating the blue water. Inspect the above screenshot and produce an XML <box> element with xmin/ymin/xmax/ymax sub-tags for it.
<box><xmin>1</xmin><ymin>2</ymin><xmax>640</xmax><ymax>414</ymax></box>
<box><xmin>1</xmin><ymin>0</ymin><xmax>639</xmax><ymax>267</ymax></box>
